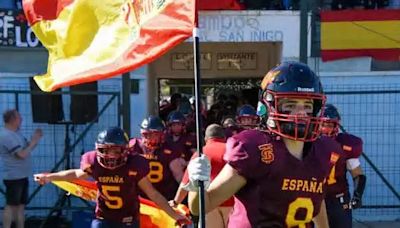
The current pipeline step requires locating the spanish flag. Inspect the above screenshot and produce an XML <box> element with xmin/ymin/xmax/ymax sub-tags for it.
<box><xmin>321</xmin><ymin>9</ymin><xmax>400</xmax><ymax>62</ymax></box>
<box><xmin>23</xmin><ymin>0</ymin><xmax>195</xmax><ymax>92</ymax></box>
<box><xmin>51</xmin><ymin>179</ymin><xmax>190</xmax><ymax>228</ymax></box>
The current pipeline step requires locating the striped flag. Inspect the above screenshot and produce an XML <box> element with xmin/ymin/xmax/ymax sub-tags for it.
<box><xmin>321</xmin><ymin>9</ymin><xmax>400</xmax><ymax>62</ymax></box>
<box><xmin>51</xmin><ymin>179</ymin><xmax>190</xmax><ymax>228</ymax></box>
<box><xmin>23</xmin><ymin>0</ymin><xmax>195</xmax><ymax>92</ymax></box>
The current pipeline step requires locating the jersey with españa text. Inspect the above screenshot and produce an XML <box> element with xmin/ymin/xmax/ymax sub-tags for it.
<box><xmin>80</xmin><ymin>151</ymin><xmax>149</xmax><ymax>223</ymax></box>
<box><xmin>223</xmin><ymin>130</ymin><xmax>343</xmax><ymax>228</ymax></box>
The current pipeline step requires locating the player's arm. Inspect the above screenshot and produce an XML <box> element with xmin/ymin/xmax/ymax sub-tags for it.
<box><xmin>347</xmin><ymin>158</ymin><xmax>366</xmax><ymax>209</ymax></box>
<box><xmin>171</xmin><ymin>183</ymin><xmax>189</xmax><ymax>206</ymax></box>
<box><xmin>347</xmin><ymin>157</ymin><xmax>363</xmax><ymax>178</ymax></box>
<box><xmin>169</xmin><ymin>157</ymin><xmax>186</xmax><ymax>182</ymax></box>
<box><xmin>312</xmin><ymin>199</ymin><xmax>329</xmax><ymax>228</ymax></box>
<box><xmin>188</xmin><ymin>163</ymin><xmax>246</xmax><ymax>215</ymax></box>
<box><xmin>139</xmin><ymin>177</ymin><xmax>190</xmax><ymax>223</ymax></box>
<box><xmin>34</xmin><ymin>169</ymin><xmax>89</xmax><ymax>185</ymax></box>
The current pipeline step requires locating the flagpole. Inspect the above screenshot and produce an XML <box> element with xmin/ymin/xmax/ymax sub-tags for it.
<box><xmin>192</xmin><ymin>26</ymin><xmax>206</xmax><ymax>228</ymax></box>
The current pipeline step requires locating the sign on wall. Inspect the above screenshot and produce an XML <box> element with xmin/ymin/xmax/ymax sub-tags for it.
<box><xmin>150</xmin><ymin>42</ymin><xmax>282</xmax><ymax>79</ymax></box>
<box><xmin>0</xmin><ymin>9</ymin><xmax>42</xmax><ymax>48</ymax></box>
<box><xmin>197</xmin><ymin>11</ymin><xmax>309</xmax><ymax>58</ymax></box>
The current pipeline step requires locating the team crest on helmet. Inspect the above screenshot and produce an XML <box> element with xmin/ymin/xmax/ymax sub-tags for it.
<box><xmin>261</xmin><ymin>70</ymin><xmax>280</xmax><ymax>90</ymax></box>
<box><xmin>259</xmin><ymin>143</ymin><xmax>274</xmax><ymax>164</ymax></box>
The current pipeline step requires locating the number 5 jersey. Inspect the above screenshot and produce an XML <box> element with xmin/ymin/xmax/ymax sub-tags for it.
<box><xmin>80</xmin><ymin>151</ymin><xmax>149</xmax><ymax>223</ymax></box>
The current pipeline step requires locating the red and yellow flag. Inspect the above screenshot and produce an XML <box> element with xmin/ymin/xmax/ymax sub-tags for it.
<box><xmin>321</xmin><ymin>9</ymin><xmax>400</xmax><ymax>62</ymax></box>
<box><xmin>23</xmin><ymin>0</ymin><xmax>195</xmax><ymax>92</ymax></box>
<box><xmin>51</xmin><ymin>179</ymin><xmax>190</xmax><ymax>228</ymax></box>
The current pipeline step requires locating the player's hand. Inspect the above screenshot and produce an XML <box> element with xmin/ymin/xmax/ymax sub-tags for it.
<box><xmin>350</xmin><ymin>194</ymin><xmax>362</xmax><ymax>209</ymax></box>
<box><xmin>169</xmin><ymin>200</ymin><xmax>177</xmax><ymax>208</ymax></box>
<box><xmin>174</xmin><ymin>214</ymin><xmax>191</xmax><ymax>227</ymax></box>
<box><xmin>33</xmin><ymin>173</ymin><xmax>50</xmax><ymax>185</ymax></box>
<box><xmin>183</xmin><ymin>155</ymin><xmax>210</xmax><ymax>192</ymax></box>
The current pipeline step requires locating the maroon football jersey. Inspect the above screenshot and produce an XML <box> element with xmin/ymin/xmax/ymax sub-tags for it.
<box><xmin>326</xmin><ymin>133</ymin><xmax>363</xmax><ymax>198</ymax></box>
<box><xmin>223</xmin><ymin>130</ymin><xmax>343</xmax><ymax>228</ymax></box>
<box><xmin>80</xmin><ymin>151</ymin><xmax>149</xmax><ymax>223</ymax></box>
<box><xmin>165</xmin><ymin>133</ymin><xmax>196</xmax><ymax>161</ymax></box>
<box><xmin>224</xmin><ymin>126</ymin><xmax>244</xmax><ymax>138</ymax></box>
<box><xmin>129</xmin><ymin>138</ymin><xmax>182</xmax><ymax>200</ymax></box>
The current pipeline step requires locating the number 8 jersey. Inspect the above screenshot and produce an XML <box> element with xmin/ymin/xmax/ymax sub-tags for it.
<box><xmin>129</xmin><ymin>138</ymin><xmax>182</xmax><ymax>200</ymax></box>
<box><xmin>223</xmin><ymin>130</ymin><xmax>343</xmax><ymax>228</ymax></box>
<box><xmin>80</xmin><ymin>151</ymin><xmax>150</xmax><ymax>223</ymax></box>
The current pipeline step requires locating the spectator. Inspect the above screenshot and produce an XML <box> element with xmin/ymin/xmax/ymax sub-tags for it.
<box><xmin>243</xmin><ymin>0</ymin><xmax>284</xmax><ymax>10</ymax></box>
<box><xmin>331</xmin><ymin>0</ymin><xmax>363</xmax><ymax>9</ymax></box>
<box><xmin>364</xmin><ymin>0</ymin><xmax>388</xmax><ymax>8</ymax></box>
<box><xmin>221</xmin><ymin>95</ymin><xmax>239</xmax><ymax>118</ymax></box>
<box><xmin>207</xmin><ymin>93</ymin><xmax>227</xmax><ymax>125</ymax></box>
<box><xmin>0</xmin><ymin>109</ymin><xmax>42</xmax><ymax>228</ymax></box>
<box><xmin>159</xmin><ymin>93</ymin><xmax>182</xmax><ymax>121</ymax></box>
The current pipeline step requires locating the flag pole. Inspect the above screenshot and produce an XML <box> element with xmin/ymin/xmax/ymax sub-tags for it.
<box><xmin>192</xmin><ymin>1</ymin><xmax>206</xmax><ymax>225</ymax></box>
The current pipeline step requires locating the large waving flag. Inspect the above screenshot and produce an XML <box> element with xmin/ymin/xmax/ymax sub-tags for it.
<box><xmin>51</xmin><ymin>179</ymin><xmax>190</xmax><ymax>228</ymax></box>
<box><xmin>23</xmin><ymin>0</ymin><xmax>195</xmax><ymax>92</ymax></box>
<box><xmin>321</xmin><ymin>9</ymin><xmax>400</xmax><ymax>62</ymax></box>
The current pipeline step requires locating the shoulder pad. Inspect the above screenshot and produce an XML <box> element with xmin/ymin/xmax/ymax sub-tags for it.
<box><xmin>336</xmin><ymin>133</ymin><xmax>363</xmax><ymax>158</ymax></box>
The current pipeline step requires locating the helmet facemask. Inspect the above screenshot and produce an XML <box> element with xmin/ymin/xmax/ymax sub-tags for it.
<box><xmin>141</xmin><ymin>130</ymin><xmax>164</xmax><ymax>150</ymax></box>
<box><xmin>320</xmin><ymin>103</ymin><xmax>341</xmax><ymax>137</ymax></box>
<box><xmin>263</xmin><ymin>91</ymin><xmax>326</xmax><ymax>142</ymax></box>
<box><xmin>320</xmin><ymin>118</ymin><xmax>340</xmax><ymax>137</ymax></box>
<box><xmin>236</xmin><ymin>115</ymin><xmax>259</xmax><ymax>130</ymax></box>
<box><xmin>96</xmin><ymin>144</ymin><xmax>128</xmax><ymax>169</ymax></box>
<box><xmin>169</xmin><ymin>122</ymin><xmax>185</xmax><ymax>136</ymax></box>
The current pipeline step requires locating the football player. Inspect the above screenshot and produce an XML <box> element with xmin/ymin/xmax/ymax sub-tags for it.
<box><xmin>34</xmin><ymin>127</ymin><xmax>189</xmax><ymax>228</ymax></box>
<box><xmin>321</xmin><ymin>104</ymin><xmax>366</xmax><ymax>228</ymax></box>
<box><xmin>222</xmin><ymin>116</ymin><xmax>242</xmax><ymax>138</ymax></box>
<box><xmin>185</xmin><ymin>62</ymin><xmax>343</xmax><ymax>228</ymax></box>
<box><xmin>165</xmin><ymin>111</ymin><xmax>196</xmax><ymax>161</ymax></box>
<box><xmin>130</xmin><ymin>116</ymin><xmax>186</xmax><ymax>200</ymax></box>
<box><xmin>236</xmin><ymin>104</ymin><xmax>260</xmax><ymax>130</ymax></box>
